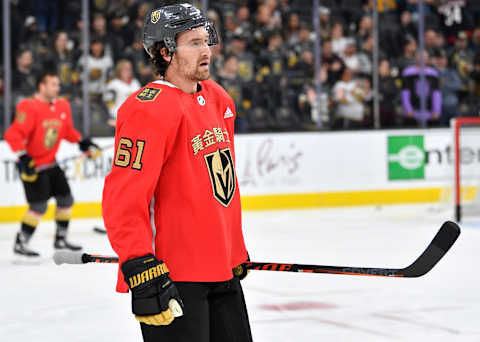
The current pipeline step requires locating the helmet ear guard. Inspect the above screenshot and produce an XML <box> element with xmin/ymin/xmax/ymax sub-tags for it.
<box><xmin>143</xmin><ymin>3</ymin><xmax>219</xmax><ymax>57</ymax></box>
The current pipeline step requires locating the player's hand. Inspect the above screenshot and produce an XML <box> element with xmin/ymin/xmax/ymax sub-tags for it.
<box><xmin>18</xmin><ymin>154</ymin><xmax>38</xmax><ymax>182</ymax></box>
<box><xmin>121</xmin><ymin>254</ymin><xmax>184</xmax><ymax>326</ymax></box>
<box><xmin>78</xmin><ymin>138</ymin><xmax>101</xmax><ymax>159</ymax></box>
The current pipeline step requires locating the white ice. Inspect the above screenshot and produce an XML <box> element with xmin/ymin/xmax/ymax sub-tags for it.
<box><xmin>1</xmin><ymin>204</ymin><xmax>479</xmax><ymax>341</ymax></box>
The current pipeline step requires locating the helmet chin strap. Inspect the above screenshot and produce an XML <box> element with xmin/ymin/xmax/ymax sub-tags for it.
<box><xmin>162</xmin><ymin>51</ymin><xmax>175</xmax><ymax>80</ymax></box>
<box><xmin>167</xmin><ymin>51</ymin><xmax>175</xmax><ymax>68</ymax></box>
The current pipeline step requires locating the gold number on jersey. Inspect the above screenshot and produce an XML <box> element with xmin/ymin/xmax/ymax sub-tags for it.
<box><xmin>114</xmin><ymin>138</ymin><xmax>133</xmax><ymax>167</ymax></box>
<box><xmin>114</xmin><ymin>137</ymin><xmax>145</xmax><ymax>170</ymax></box>
<box><xmin>132</xmin><ymin>140</ymin><xmax>145</xmax><ymax>170</ymax></box>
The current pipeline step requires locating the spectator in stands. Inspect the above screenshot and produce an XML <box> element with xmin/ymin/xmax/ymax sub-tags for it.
<box><xmin>297</xmin><ymin>65</ymin><xmax>329</xmax><ymax>127</ymax></box>
<box><xmin>91</xmin><ymin>12</ymin><xmax>122</xmax><ymax>61</ymax></box>
<box><xmin>340</xmin><ymin>41</ymin><xmax>363</xmax><ymax>75</ymax></box>
<box><xmin>103</xmin><ymin>59</ymin><xmax>140</xmax><ymax>129</ymax></box>
<box><xmin>471</xmin><ymin>53</ymin><xmax>480</xmax><ymax>114</ymax></box>
<box><xmin>386</xmin><ymin>11</ymin><xmax>417</xmax><ymax>60</ymax></box>
<box><xmin>332</xmin><ymin>67</ymin><xmax>371</xmax><ymax>129</ymax></box>
<box><xmin>12</xmin><ymin>49</ymin><xmax>37</xmax><ymax>104</ymax></box>
<box><xmin>395</xmin><ymin>37</ymin><xmax>417</xmax><ymax>72</ymax></box>
<box><xmin>449</xmin><ymin>31</ymin><xmax>474</xmax><ymax>97</ymax></box>
<box><xmin>76</xmin><ymin>39</ymin><xmax>113</xmax><ymax>96</ymax></box>
<box><xmin>124</xmin><ymin>2</ymin><xmax>151</xmax><ymax>47</ymax></box>
<box><xmin>318</xmin><ymin>6</ymin><xmax>331</xmax><ymax>41</ymax></box>
<box><xmin>431</xmin><ymin>49</ymin><xmax>462</xmax><ymax>126</ymax></box>
<box><xmin>107</xmin><ymin>9</ymin><xmax>129</xmax><ymax>61</ymax></box>
<box><xmin>251</xmin><ymin>3</ymin><xmax>282</xmax><ymax>55</ymax></box>
<box><xmin>322</xmin><ymin>39</ymin><xmax>345</xmax><ymax>87</ymax></box>
<box><xmin>288</xmin><ymin>50</ymin><xmax>314</xmax><ymax>94</ymax></box>
<box><xmin>331</xmin><ymin>21</ymin><xmax>353</xmax><ymax>56</ymax></box>
<box><xmin>424</xmin><ymin>29</ymin><xmax>439</xmax><ymax>55</ymax></box>
<box><xmin>21</xmin><ymin>15</ymin><xmax>50</xmax><ymax>64</ymax></box>
<box><xmin>259</xmin><ymin>31</ymin><xmax>287</xmax><ymax>81</ymax></box>
<box><xmin>470</xmin><ymin>27</ymin><xmax>480</xmax><ymax>56</ymax></box>
<box><xmin>289</xmin><ymin>22</ymin><xmax>313</xmax><ymax>57</ymax></box>
<box><xmin>357</xmin><ymin>34</ymin><xmax>378</xmax><ymax>76</ymax></box>
<box><xmin>45</xmin><ymin>31</ymin><xmax>77</xmax><ymax>99</ymax></box>
<box><xmin>284</xmin><ymin>12</ymin><xmax>301</xmax><ymax>46</ymax></box>
<box><xmin>258</xmin><ymin>31</ymin><xmax>291</xmax><ymax>128</ymax></box>
<box><xmin>124</xmin><ymin>32</ymin><xmax>154</xmax><ymax>86</ymax></box>
<box><xmin>399</xmin><ymin>11</ymin><xmax>417</xmax><ymax>41</ymax></box>
<box><xmin>209</xmin><ymin>36</ymin><xmax>224</xmax><ymax>79</ymax></box>
<box><xmin>217</xmin><ymin>54</ymin><xmax>249</xmax><ymax>133</ymax></box>
<box><xmin>236</xmin><ymin>5</ymin><xmax>253</xmax><ymax>41</ymax></box>
<box><xmin>401</xmin><ymin>51</ymin><xmax>441</xmax><ymax>127</ymax></box>
<box><xmin>225</xmin><ymin>33</ymin><xmax>256</xmax><ymax>84</ymax></box>
<box><xmin>356</xmin><ymin>15</ymin><xmax>373</xmax><ymax>48</ymax></box>
<box><xmin>378</xmin><ymin>59</ymin><xmax>399</xmax><ymax>127</ymax></box>
<box><xmin>222</xmin><ymin>12</ymin><xmax>239</xmax><ymax>45</ymax></box>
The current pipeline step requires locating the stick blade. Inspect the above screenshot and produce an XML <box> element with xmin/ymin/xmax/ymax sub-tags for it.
<box><xmin>403</xmin><ymin>221</ymin><xmax>460</xmax><ymax>277</ymax></box>
<box><xmin>53</xmin><ymin>251</ymin><xmax>85</xmax><ymax>265</ymax></box>
<box><xmin>431</xmin><ymin>221</ymin><xmax>461</xmax><ymax>253</ymax></box>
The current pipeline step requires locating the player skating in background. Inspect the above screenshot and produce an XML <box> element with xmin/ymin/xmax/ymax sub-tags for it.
<box><xmin>4</xmin><ymin>70</ymin><xmax>101</xmax><ymax>258</ymax></box>
<box><xmin>102</xmin><ymin>2</ymin><xmax>252</xmax><ymax>341</ymax></box>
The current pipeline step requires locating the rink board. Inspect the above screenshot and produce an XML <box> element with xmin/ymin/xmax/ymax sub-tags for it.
<box><xmin>1</xmin><ymin>128</ymin><xmax>478</xmax><ymax>222</ymax></box>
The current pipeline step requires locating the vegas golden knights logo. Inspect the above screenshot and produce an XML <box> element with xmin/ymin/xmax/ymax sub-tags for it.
<box><xmin>44</xmin><ymin>128</ymin><xmax>59</xmax><ymax>149</ymax></box>
<box><xmin>204</xmin><ymin>148</ymin><xmax>236</xmax><ymax>207</ymax></box>
<box><xmin>151</xmin><ymin>10</ymin><xmax>161</xmax><ymax>24</ymax></box>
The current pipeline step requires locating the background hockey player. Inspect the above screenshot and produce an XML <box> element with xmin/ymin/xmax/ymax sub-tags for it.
<box><xmin>4</xmin><ymin>70</ymin><xmax>100</xmax><ymax>257</ymax></box>
<box><xmin>102</xmin><ymin>2</ymin><xmax>252</xmax><ymax>341</ymax></box>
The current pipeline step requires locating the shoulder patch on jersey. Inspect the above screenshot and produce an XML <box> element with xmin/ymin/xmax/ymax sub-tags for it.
<box><xmin>136</xmin><ymin>87</ymin><xmax>162</xmax><ymax>102</ymax></box>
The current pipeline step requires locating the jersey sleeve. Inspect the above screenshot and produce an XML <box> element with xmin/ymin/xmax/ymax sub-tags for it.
<box><xmin>4</xmin><ymin>101</ymin><xmax>35</xmax><ymax>153</ymax></box>
<box><xmin>102</xmin><ymin>103</ymin><xmax>182</xmax><ymax>274</ymax></box>
<box><xmin>63</xmin><ymin>101</ymin><xmax>82</xmax><ymax>143</ymax></box>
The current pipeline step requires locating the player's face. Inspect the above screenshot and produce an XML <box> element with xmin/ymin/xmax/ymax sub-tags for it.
<box><xmin>40</xmin><ymin>76</ymin><xmax>60</xmax><ymax>100</ymax></box>
<box><xmin>174</xmin><ymin>26</ymin><xmax>212</xmax><ymax>82</ymax></box>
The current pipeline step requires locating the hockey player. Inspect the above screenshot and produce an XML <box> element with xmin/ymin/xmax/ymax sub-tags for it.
<box><xmin>4</xmin><ymin>70</ymin><xmax>100</xmax><ymax>257</ymax></box>
<box><xmin>102</xmin><ymin>3</ymin><xmax>252</xmax><ymax>342</ymax></box>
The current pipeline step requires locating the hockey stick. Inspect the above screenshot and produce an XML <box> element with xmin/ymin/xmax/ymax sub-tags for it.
<box><xmin>36</xmin><ymin>143</ymin><xmax>114</xmax><ymax>172</ymax></box>
<box><xmin>53</xmin><ymin>221</ymin><xmax>460</xmax><ymax>278</ymax></box>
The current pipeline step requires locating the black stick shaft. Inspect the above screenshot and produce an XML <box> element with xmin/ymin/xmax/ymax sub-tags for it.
<box><xmin>57</xmin><ymin>221</ymin><xmax>460</xmax><ymax>278</ymax></box>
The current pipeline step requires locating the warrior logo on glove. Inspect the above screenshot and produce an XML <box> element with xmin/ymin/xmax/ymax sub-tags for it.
<box><xmin>128</xmin><ymin>261</ymin><xmax>169</xmax><ymax>288</ymax></box>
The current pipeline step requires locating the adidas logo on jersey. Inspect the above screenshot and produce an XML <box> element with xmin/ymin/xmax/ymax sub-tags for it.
<box><xmin>224</xmin><ymin>107</ymin><xmax>234</xmax><ymax>119</ymax></box>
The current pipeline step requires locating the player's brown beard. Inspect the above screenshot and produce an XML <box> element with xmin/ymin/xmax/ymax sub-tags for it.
<box><xmin>191</xmin><ymin>60</ymin><xmax>210</xmax><ymax>81</ymax></box>
<box><xmin>195</xmin><ymin>67</ymin><xmax>210</xmax><ymax>81</ymax></box>
<box><xmin>177</xmin><ymin>54</ymin><xmax>210</xmax><ymax>82</ymax></box>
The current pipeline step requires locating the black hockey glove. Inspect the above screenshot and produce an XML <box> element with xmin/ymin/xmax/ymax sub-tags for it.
<box><xmin>18</xmin><ymin>154</ymin><xmax>38</xmax><ymax>182</ymax></box>
<box><xmin>121</xmin><ymin>254</ymin><xmax>184</xmax><ymax>326</ymax></box>
<box><xmin>78</xmin><ymin>138</ymin><xmax>101</xmax><ymax>159</ymax></box>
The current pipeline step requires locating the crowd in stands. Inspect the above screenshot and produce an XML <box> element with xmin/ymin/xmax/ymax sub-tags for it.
<box><xmin>1</xmin><ymin>0</ymin><xmax>480</xmax><ymax>135</ymax></box>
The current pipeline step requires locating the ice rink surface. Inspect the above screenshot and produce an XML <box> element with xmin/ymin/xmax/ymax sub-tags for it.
<box><xmin>1</xmin><ymin>204</ymin><xmax>479</xmax><ymax>342</ymax></box>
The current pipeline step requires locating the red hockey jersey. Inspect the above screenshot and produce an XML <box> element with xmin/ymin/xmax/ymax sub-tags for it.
<box><xmin>102</xmin><ymin>79</ymin><xmax>248</xmax><ymax>293</ymax></box>
<box><xmin>4</xmin><ymin>96</ymin><xmax>82</xmax><ymax>166</ymax></box>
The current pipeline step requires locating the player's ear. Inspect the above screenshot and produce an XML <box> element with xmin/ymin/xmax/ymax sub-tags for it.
<box><xmin>160</xmin><ymin>47</ymin><xmax>172</xmax><ymax>63</ymax></box>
